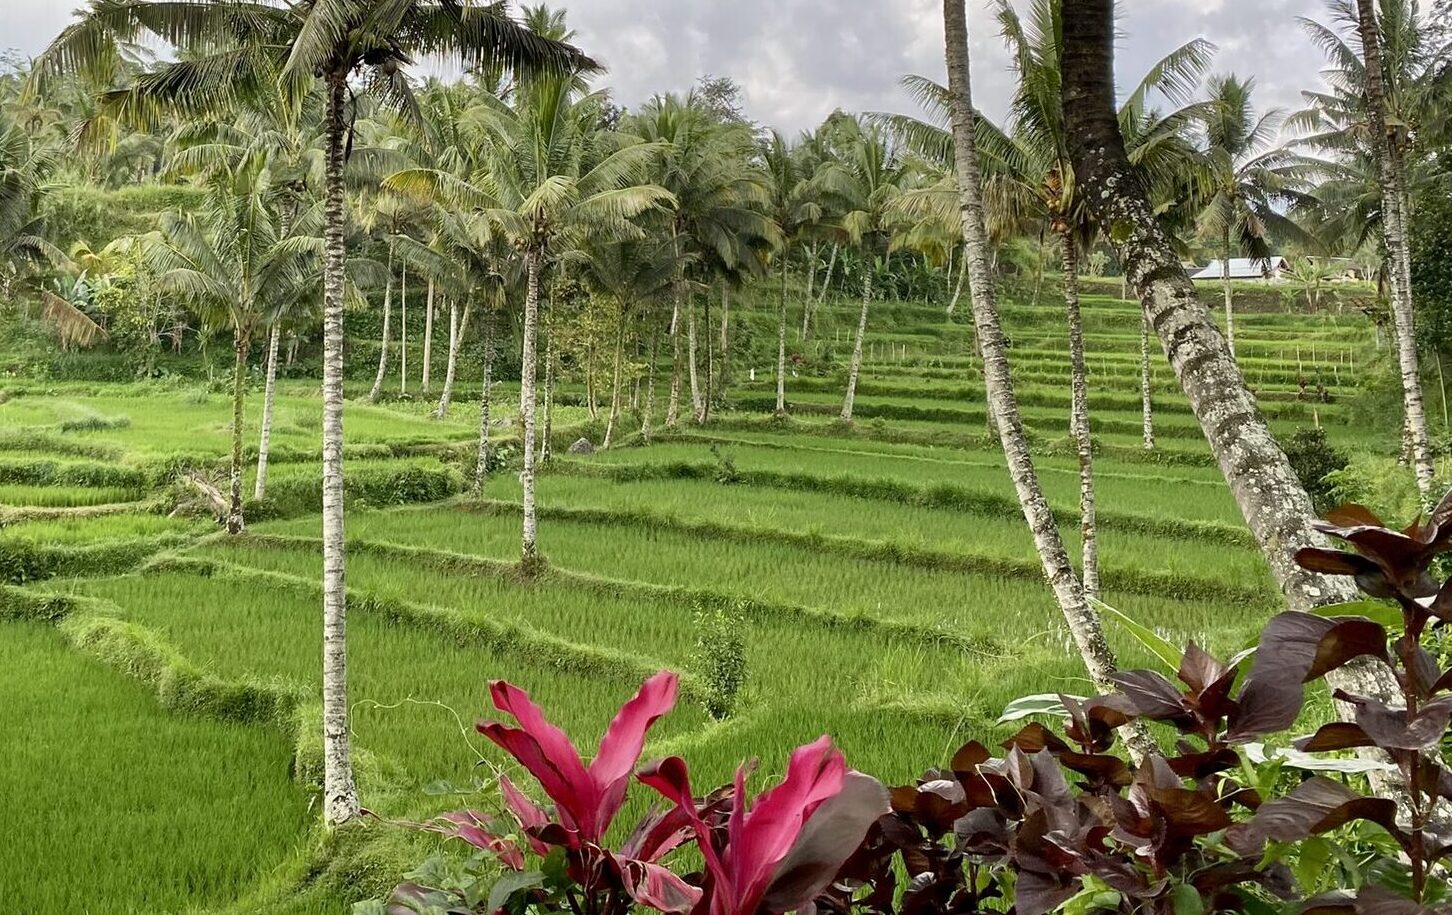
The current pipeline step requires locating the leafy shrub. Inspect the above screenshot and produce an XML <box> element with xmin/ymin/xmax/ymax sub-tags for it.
<box><xmin>693</xmin><ymin>602</ymin><xmax>746</xmax><ymax>720</ymax></box>
<box><xmin>1283</xmin><ymin>426</ymin><xmax>1350</xmax><ymax>510</ymax></box>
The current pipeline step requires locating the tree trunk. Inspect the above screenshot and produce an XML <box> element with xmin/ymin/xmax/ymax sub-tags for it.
<box><xmin>719</xmin><ymin>284</ymin><xmax>731</xmax><ymax>397</ymax></box>
<box><xmin>1140</xmin><ymin>303</ymin><xmax>1155</xmax><ymax>450</ymax></box>
<box><xmin>472</xmin><ymin>311</ymin><xmax>492</xmax><ymax>497</ymax></box>
<box><xmin>399</xmin><ymin>264</ymin><xmax>407</xmax><ymax>395</ymax></box>
<box><xmin>368</xmin><ymin>251</ymin><xmax>393</xmax><ymax>403</ymax></box>
<box><xmin>666</xmin><ymin>285</ymin><xmax>682</xmax><ymax>429</ymax></box>
<box><xmin>947</xmin><ymin>242</ymin><xmax>968</xmax><ymax>317</ymax></box>
<box><xmin>520</xmin><ymin>250</ymin><xmax>544</xmax><ymax>565</ymax></box>
<box><xmin>421</xmin><ymin>278</ymin><xmax>434</xmax><ymax>393</ymax></box>
<box><xmin>321</xmin><ymin>76</ymin><xmax>359</xmax><ymax>827</ymax></box>
<box><xmin>1357</xmin><ymin>0</ymin><xmax>1435</xmax><ymax>496</ymax></box>
<box><xmin>435</xmin><ymin>299</ymin><xmax>470</xmax><ymax>419</ymax></box>
<box><xmin>227</xmin><ymin>327</ymin><xmax>248</xmax><ymax>535</ymax></box>
<box><xmin>818</xmin><ymin>243</ymin><xmax>839</xmax><ymax>305</ymax></box>
<box><xmin>255</xmin><ymin>322</ymin><xmax>280</xmax><ymax>501</ymax></box>
<box><xmin>688</xmin><ymin>294</ymin><xmax>705</xmax><ymax>424</ymax></box>
<box><xmin>805</xmin><ymin>240</ymin><xmax>819</xmax><ymax>306</ymax></box>
<box><xmin>603</xmin><ymin>309</ymin><xmax>626</xmax><ymax>448</ymax></box>
<box><xmin>1222</xmin><ymin>232</ymin><xmax>1235</xmax><ymax>357</ymax></box>
<box><xmin>839</xmin><ymin>267</ymin><xmax>873</xmax><ymax>422</ymax></box>
<box><xmin>642</xmin><ymin>326</ymin><xmax>658</xmax><ymax>443</ymax></box>
<box><xmin>1062</xmin><ymin>233</ymin><xmax>1099</xmax><ymax>599</ymax></box>
<box><xmin>943</xmin><ymin>0</ymin><xmax>1155</xmax><ymax>758</ymax></box>
<box><xmin>777</xmin><ymin>255</ymin><xmax>789</xmax><ymax>416</ymax></box>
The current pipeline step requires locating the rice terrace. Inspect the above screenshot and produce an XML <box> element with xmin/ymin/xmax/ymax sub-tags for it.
<box><xmin>3</xmin><ymin>0</ymin><xmax>1452</xmax><ymax>913</ymax></box>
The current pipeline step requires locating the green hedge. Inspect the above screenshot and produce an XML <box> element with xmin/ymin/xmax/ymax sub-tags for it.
<box><xmin>246</xmin><ymin>464</ymin><xmax>464</xmax><ymax>521</ymax></box>
<box><xmin>0</xmin><ymin>533</ymin><xmax>191</xmax><ymax>584</ymax></box>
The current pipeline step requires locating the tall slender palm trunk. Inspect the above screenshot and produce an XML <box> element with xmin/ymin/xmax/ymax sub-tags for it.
<box><xmin>839</xmin><ymin>268</ymin><xmax>873</xmax><ymax>422</ymax></box>
<box><xmin>540</xmin><ymin>326</ymin><xmax>555</xmax><ymax>465</ymax></box>
<box><xmin>818</xmin><ymin>243</ymin><xmax>839</xmax><ymax>305</ymax></box>
<box><xmin>472</xmin><ymin>312</ymin><xmax>492</xmax><ymax>497</ymax></box>
<box><xmin>947</xmin><ymin>243</ymin><xmax>968</xmax><ymax>317</ymax></box>
<box><xmin>519</xmin><ymin>250</ymin><xmax>544</xmax><ymax>566</ymax></box>
<box><xmin>399</xmin><ymin>265</ymin><xmax>407</xmax><ymax>395</ymax></box>
<box><xmin>688</xmin><ymin>295</ymin><xmax>705</xmax><ymax>424</ymax></box>
<box><xmin>435</xmin><ymin>299</ymin><xmax>469</xmax><ymax>419</ymax></box>
<box><xmin>666</xmin><ymin>285</ymin><xmax>683</xmax><ymax>428</ymax></box>
<box><xmin>1221</xmin><ymin>234</ymin><xmax>1235</xmax><ymax>357</ymax></box>
<box><xmin>1140</xmin><ymin>304</ymin><xmax>1155</xmax><ymax>450</ymax></box>
<box><xmin>368</xmin><ymin>251</ymin><xmax>394</xmax><ymax>403</ymax></box>
<box><xmin>255</xmin><ymin>323</ymin><xmax>281</xmax><ymax>500</ymax></box>
<box><xmin>421</xmin><ymin>279</ymin><xmax>434</xmax><ymax>393</ymax></box>
<box><xmin>719</xmin><ymin>284</ymin><xmax>731</xmax><ymax>397</ymax></box>
<box><xmin>603</xmin><ymin>312</ymin><xmax>626</xmax><ymax>448</ymax></box>
<box><xmin>776</xmin><ymin>256</ymin><xmax>789</xmax><ymax>415</ymax></box>
<box><xmin>1061</xmin><ymin>234</ymin><xmax>1099</xmax><ymax>599</ymax></box>
<box><xmin>320</xmin><ymin>77</ymin><xmax>359</xmax><ymax>827</ymax></box>
<box><xmin>642</xmin><ymin>326</ymin><xmax>659</xmax><ymax>442</ymax></box>
<box><xmin>1356</xmin><ymin>0</ymin><xmax>1435</xmax><ymax>496</ymax></box>
<box><xmin>943</xmin><ymin>0</ymin><xmax>1153</xmax><ymax>758</ymax></box>
<box><xmin>227</xmin><ymin>328</ymin><xmax>249</xmax><ymax>535</ymax></box>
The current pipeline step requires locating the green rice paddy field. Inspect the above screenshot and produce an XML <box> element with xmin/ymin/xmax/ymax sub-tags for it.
<box><xmin>0</xmin><ymin>289</ymin><xmax>1406</xmax><ymax>912</ymax></box>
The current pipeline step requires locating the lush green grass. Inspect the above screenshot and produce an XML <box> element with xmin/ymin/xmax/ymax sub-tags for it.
<box><xmin>0</xmin><ymin>512</ymin><xmax>196</xmax><ymax>544</ymax></box>
<box><xmin>1</xmin><ymin>621</ymin><xmax>311</xmax><ymax>914</ymax></box>
<box><xmin>0</xmin><ymin>483</ymin><xmax>141</xmax><ymax>506</ymax></box>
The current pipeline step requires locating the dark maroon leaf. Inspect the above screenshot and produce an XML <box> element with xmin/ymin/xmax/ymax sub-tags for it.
<box><xmin>1003</xmin><ymin>723</ymin><xmax>1070</xmax><ymax>754</ymax></box>
<box><xmin>1165</xmin><ymin>747</ymin><xmax>1240</xmax><ymax>779</ymax></box>
<box><xmin>1111</xmin><ymin>670</ymin><xmax>1191</xmax><ymax>721</ymax></box>
<box><xmin>1305</xmin><ymin>619</ymin><xmax>1390</xmax><ymax>681</ymax></box>
<box><xmin>1324</xmin><ymin>504</ymin><xmax>1385</xmax><ymax>528</ymax></box>
<box><xmin>1353</xmin><ymin>885</ymin><xmax>1443</xmax><ymax>915</ymax></box>
<box><xmin>1229</xmin><ymin>777</ymin><xmax>1402</xmax><ymax>855</ymax></box>
<box><xmin>761</xmin><ymin>772</ymin><xmax>890</xmax><ymax>914</ymax></box>
<box><xmin>1145</xmin><ymin>785</ymin><xmax>1233</xmax><ymax>834</ymax></box>
<box><xmin>1295</xmin><ymin>547</ymin><xmax>1379</xmax><ymax>576</ymax></box>
<box><xmin>1058</xmin><ymin>752</ymin><xmax>1133</xmax><ymax>787</ymax></box>
<box><xmin>1231</xmin><ymin>613</ymin><xmax>1333</xmax><ymax>739</ymax></box>
<box><xmin>1294</xmin><ymin>722</ymin><xmax>1376</xmax><ymax>752</ymax></box>
<box><xmin>1013</xmin><ymin>869</ymin><xmax>1080</xmax><ymax>915</ymax></box>
<box><xmin>1338</xmin><ymin>691</ymin><xmax>1452</xmax><ymax>751</ymax></box>
<box><xmin>949</xmin><ymin>741</ymin><xmax>990</xmax><ymax>775</ymax></box>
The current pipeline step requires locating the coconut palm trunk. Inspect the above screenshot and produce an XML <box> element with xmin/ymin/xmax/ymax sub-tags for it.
<box><xmin>688</xmin><ymin>295</ymin><xmax>705</xmax><ymax>424</ymax></box>
<box><xmin>776</xmin><ymin>255</ymin><xmax>789</xmax><ymax>416</ymax></box>
<box><xmin>947</xmin><ymin>243</ymin><xmax>968</xmax><ymax>317</ymax></box>
<box><xmin>368</xmin><ymin>252</ymin><xmax>394</xmax><ymax>403</ymax></box>
<box><xmin>472</xmin><ymin>313</ymin><xmax>492</xmax><ymax>497</ymax></box>
<box><xmin>1356</xmin><ymin>0</ymin><xmax>1435</xmax><ymax>496</ymax></box>
<box><xmin>226</xmin><ymin>327</ymin><xmax>249</xmax><ymax>535</ymax></box>
<box><xmin>520</xmin><ymin>249</ymin><xmax>544</xmax><ymax>566</ymax></box>
<box><xmin>603</xmin><ymin>312</ymin><xmax>626</xmax><ymax>448</ymax></box>
<box><xmin>719</xmin><ymin>284</ymin><xmax>731</xmax><ymax>396</ymax></box>
<box><xmin>1140</xmin><ymin>304</ymin><xmax>1155</xmax><ymax>450</ymax></box>
<box><xmin>666</xmin><ymin>279</ymin><xmax>683</xmax><ymax>428</ymax></box>
<box><xmin>642</xmin><ymin>326</ymin><xmax>659</xmax><ymax>442</ymax></box>
<box><xmin>540</xmin><ymin>327</ymin><xmax>555</xmax><ymax>465</ymax></box>
<box><xmin>435</xmin><ymin>299</ymin><xmax>470</xmax><ymax>419</ymax></box>
<box><xmin>839</xmin><ymin>267</ymin><xmax>873</xmax><ymax>422</ymax></box>
<box><xmin>818</xmin><ymin>242</ymin><xmax>839</xmax><ymax>305</ymax></box>
<box><xmin>320</xmin><ymin>76</ymin><xmax>359</xmax><ymax>827</ymax></box>
<box><xmin>1062</xmin><ymin>233</ymin><xmax>1099</xmax><ymax>599</ymax></box>
<box><xmin>1221</xmin><ymin>232</ymin><xmax>1235</xmax><ymax>357</ymax></box>
<box><xmin>421</xmin><ymin>279</ymin><xmax>434</xmax><ymax>393</ymax></box>
<box><xmin>399</xmin><ymin>265</ymin><xmax>407</xmax><ymax>395</ymax></box>
<box><xmin>944</xmin><ymin>0</ymin><xmax>1152</xmax><ymax>757</ymax></box>
<box><xmin>254</xmin><ymin>323</ymin><xmax>281</xmax><ymax>500</ymax></box>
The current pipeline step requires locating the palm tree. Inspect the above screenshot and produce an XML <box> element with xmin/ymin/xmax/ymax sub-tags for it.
<box><xmin>630</xmin><ymin>94</ymin><xmax>773</xmax><ymax>427</ymax></box>
<box><xmin>1293</xmin><ymin>0</ymin><xmax>1436</xmax><ymax>493</ymax></box>
<box><xmin>141</xmin><ymin>155</ymin><xmax>314</xmax><ymax>535</ymax></box>
<box><xmin>831</xmin><ymin>119</ymin><xmax>905</xmax><ymax>423</ymax></box>
<box><xmin>389</xmin><ymin>74</ymin><xmax>671</xmax><ymax>567</ymax></box>
<box><xmin>0</xmin><ymin>110</ymin><xmax>64</xmax><ymax>298</ymax></box>
<box><xmin>762</xmin><ymin>131</ymin><xmax>824</xmax><ymax>416</ymax></box>
<box><xmin>941</xmin><ymin>0</ymin><xmax>1154</xmax><ymax>758</ymax></box>
<box><xmin>36</xmin><ymin>0</ymin><xmax>592</xmax><ymax>827</ymax></box>
<box><xmin>1195</xmin><ymin>75</ymin><xmax>1313</xmax><ymax>356</ymax></box>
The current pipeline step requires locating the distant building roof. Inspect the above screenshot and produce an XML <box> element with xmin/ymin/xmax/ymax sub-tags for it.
<box><xmin>1191</xmin><ymin>256</ymin><xmax>1288</xmax><ymax>280</ymax></box>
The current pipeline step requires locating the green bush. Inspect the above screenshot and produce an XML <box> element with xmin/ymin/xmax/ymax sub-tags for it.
<box><xmin>1282</xmin><ymin>427</ymin><xmax>1350</xmax><ymax>511</ymax></box>
<box><xmin>694</xmin><ymin>602</ymin><xmax>747</xmax><ymax>720</ymax></box>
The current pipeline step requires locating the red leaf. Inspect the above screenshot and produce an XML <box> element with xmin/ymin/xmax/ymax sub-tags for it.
<box><xmin>1294</xmin><ymin>722</ymin><xmax>1375</xmax><ymax>753</ymax></box>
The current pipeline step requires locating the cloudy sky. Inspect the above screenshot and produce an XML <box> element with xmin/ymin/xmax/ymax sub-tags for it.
<box><xmin>7</xmin><ymin>0</ymin><xmax>1348</xmax><ymax>133</ymax></box>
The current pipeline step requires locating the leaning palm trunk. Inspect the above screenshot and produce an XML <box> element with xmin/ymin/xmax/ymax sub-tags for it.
<box><xmin>435</xmin><ymin>299</ymin><xmax>470</xmax><ymax>419</ymax></box>
<box><xmin>255</xmin><ymin>323</ymin><xmax>281</xmax><ymax>500</ymax></box>
<box><xmin>472</xmin><ymin>315</ymin><xmax>492</xmax><ymax>497</ymax></box>
<box><xmin>1140</xmin><ymin>304</ymin><xmax>1155</xmax><ymax>450</ymax></box>
<box><xmin>519</xmin><ymin>250</ymin><xmax>544</xmax><ymax>566</ymax></box>
<box><xmin>603</xmin><ymin>314</ymin><xmax>626</xmax><ymax>448</ymax></box>
<box><xmin>227</xmin><ymin>328</ymin><xmax>249</xmax><ymax>535</ymax></box>
<box><xmin>421</xmin><ymin>279</ymin><xmax>434</xmax><ymax>393</ymax></box>
<box><xmin>719</xmin><ymin>285</ymin><xmax>731</xmax><ymax>397</ymax></box>
<box><xmin>1221</xmin><ymin>235</ymin><xmax>1235</xmax><ymax>357</ymax></box>
<box><xmin>688</xmin><ymin>296</ymin><xmax>705</xmax><ymax>424</ymax></box>
<box><xmin>320</xmin><ymin>76</ymin><xmax>359</xmax><ymax>827</ymax></box>
<box><xmin>839</xmin><ymin>268</ymin><xmax>873</xmax><ymax>422</ymax></box>
<box><xmin>818</xmin><ymin>243</ymin><xmax>839</xmax><ymax>305</ymax></box>
<box><xmin>368</xmin><ymin>255</ymin><xmax>394</xmax><ymax>403</ymax></box>
<box><xmin>944</xmin><ymin>0</ymin><xmax>1154</xmax><ymax>758</ymax></box>
<box><xmin>947</xmin><ymin>243</ymin><xmax>968</xmax><ymax>317</ymax></box>
<box><xmin>1356</xmin><ymin>0</ymin><xmax>1434</xmax><ymax>496</ymax></box>
<box><xmin>1062</xmin><ymin>234</ymin><xmax>1099</xmax><ymax>598</ymax></box>
<box><xmin>1060</xmin><ymin>0</ymin><xmax>1400</xmax><ymax>735</ymax></box>
<box><xmin>776</xmin><ymin>256</ymin><xmax>789</xmax><ymax>416</ymax></box>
